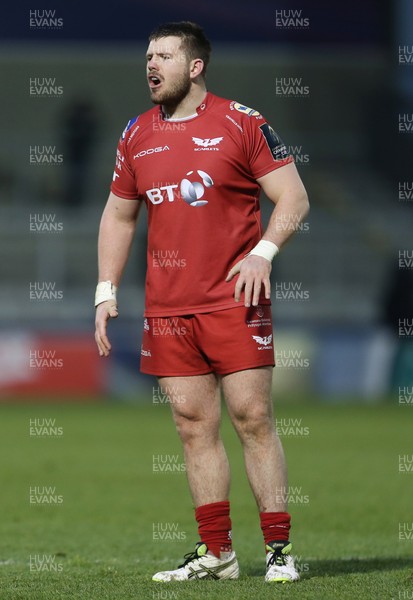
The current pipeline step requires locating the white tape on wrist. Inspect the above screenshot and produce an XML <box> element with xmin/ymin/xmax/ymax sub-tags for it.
<box><xmin>95</xmin><ymin>281</ymin><xmax>118</xmax><ymax>307</ymax></box>
<box><xmin>249</xmin><ymin>240</ymin><xmax>279</xmax><ymax>262</ymax></box>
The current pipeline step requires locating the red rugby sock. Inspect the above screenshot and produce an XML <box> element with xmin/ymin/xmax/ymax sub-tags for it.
<box><xmin>260</xmin><ymin>511</ymin><xmax>291</xmax><ymax>546</ymax></box>
<box><xmin>195</xmin><ymin>500</ymin><xmax>232</xmax><ymax>558</ymax></box>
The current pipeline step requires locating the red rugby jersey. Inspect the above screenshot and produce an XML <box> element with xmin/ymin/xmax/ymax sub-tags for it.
<box><xmin>110</xmin><ymin>92</ymin><xmax>293</xmax><ymax>317</ymax></box>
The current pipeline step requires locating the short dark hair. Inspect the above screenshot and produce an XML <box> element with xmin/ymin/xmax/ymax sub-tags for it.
<box><xmin>148</xmin><ymin>21</ymin><xmax>212</xmax><ymax>77</ymax></box>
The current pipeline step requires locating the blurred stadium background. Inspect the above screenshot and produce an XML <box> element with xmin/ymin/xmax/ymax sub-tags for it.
<box><xmin>0</xmin><ymin>0</ymin><xmax>411</xmax><ymax>402</ymax></box>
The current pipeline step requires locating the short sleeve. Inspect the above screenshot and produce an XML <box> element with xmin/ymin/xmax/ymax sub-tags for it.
<box><xmin>244</xmin><ymin>116</ymin><xmax>294</xmax><ymax>180</ymax></box>
<box><xmin>110</xmin><ymin>118</ymin><xmax>139</xmax><ymax>200</ymax></box>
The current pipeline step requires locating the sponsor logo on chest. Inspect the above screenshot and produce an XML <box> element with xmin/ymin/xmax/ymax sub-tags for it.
<box><xmin>192</xmin><ymin>136</ymin><xmax>223</xmax><ymax>151</ymax></box>
<box><xmin>133</xmin><ymin>145</ymin><xmax>170</xmax><ymax>159</ymax></box>
<box><xmin>145</xmin><ymin>169</ymin><xmax>214</xmax><ymax>207</ymax></box>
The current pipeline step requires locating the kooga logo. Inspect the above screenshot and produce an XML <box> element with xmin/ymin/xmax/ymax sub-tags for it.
<box><xmin>134</xmin><ymin>146</ymin><xmax>170</xmax><ymax>159</ymax></box>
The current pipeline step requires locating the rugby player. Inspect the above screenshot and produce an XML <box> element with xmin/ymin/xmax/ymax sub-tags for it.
<box><xmin>95</xmin><ymin>21</ymin><xmax>309</xmax><ymax>583</ymax></box>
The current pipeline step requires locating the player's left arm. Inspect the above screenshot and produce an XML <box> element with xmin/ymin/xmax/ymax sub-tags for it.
<box><xmin>226</xmin><ymin>162</ymin><xmax>309</xmax><ymax>307</ymax></box>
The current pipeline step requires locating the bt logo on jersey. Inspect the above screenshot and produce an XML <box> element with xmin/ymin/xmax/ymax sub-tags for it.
<box><xmin>180</xmin><ymin>170</ymin><xmax>213</xmax><ymax>206</ymax></box>
<box><xmin>146</xmin><ymin>184</ymin><xmax>178</xmax><ymax>205</ymax></box>
<box><xmin>145</xmin><ymin>170</ymin><xmax>214</xmax><ymax>207</ymax></box>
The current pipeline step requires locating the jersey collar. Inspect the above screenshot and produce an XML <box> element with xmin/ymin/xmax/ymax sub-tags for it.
<box><xmin>160</xmin><ymin>92</ymin><xmax>212</xmax><ymax>122</ymax></box>
<box><xmin>195</xmin><ymin>91</ymin><xmax>211</xmax><ymax>116</ymax></box>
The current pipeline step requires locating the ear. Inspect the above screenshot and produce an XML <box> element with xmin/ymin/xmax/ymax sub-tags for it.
<box><xmin>189</xmin><ymin>58</ymin><xmax>204</xmax><ymax>80</ymax></box>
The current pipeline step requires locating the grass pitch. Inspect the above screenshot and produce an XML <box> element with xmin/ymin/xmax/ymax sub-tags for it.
<box><xmin>0</xmin><ymin>399</ymin><xmax>412</xmax><ymax>599</ymax></box>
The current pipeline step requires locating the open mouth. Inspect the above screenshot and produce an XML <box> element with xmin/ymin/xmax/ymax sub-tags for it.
<box><xmin>148</xmin><ymin>75</ymin><xmax>162</xmax><ymax>89</ymax></box>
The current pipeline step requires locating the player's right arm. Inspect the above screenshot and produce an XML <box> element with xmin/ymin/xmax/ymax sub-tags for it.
<box><xmin>95</xmin><ymin>191</ymin><xmax>142</xmax><ymax>357</ymax></box>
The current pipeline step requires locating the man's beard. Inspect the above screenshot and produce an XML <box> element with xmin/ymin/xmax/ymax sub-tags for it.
<box><xmin>150</xmin><ymin>70</ymin><xmax>191</xmax><ymax>109</ymax></box>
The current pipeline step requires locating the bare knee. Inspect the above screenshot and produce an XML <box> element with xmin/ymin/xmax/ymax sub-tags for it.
<box><xmin>173</xmin><ymin>410</ymin><xmax>220</xmax><ymax>447</ymax></box>
<box><xmin>231</xmin><ymin>406</ymin><xmax>274</xmax><ymax>443</ymax></box>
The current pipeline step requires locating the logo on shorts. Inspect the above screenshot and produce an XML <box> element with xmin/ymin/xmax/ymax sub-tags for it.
<box><xmin>252</xmin><ymin>334</ymin><xmax>273</xmax><ymax>350</ymax></box>
<box><xmin>246</xmin><ymin>306</ymin><xmax>271</xmax><ymax>328</ymax></box>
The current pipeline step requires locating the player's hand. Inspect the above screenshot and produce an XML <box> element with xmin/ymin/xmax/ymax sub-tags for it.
<box><xmin>226</xmin><ymin>255</ymin><xmax>271</xmax><ymax>307</ymax></box>
<box><xmin>95</xmin><ymin>300</ymin><xmax>118</xmax><ymax>357</ymax></box>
